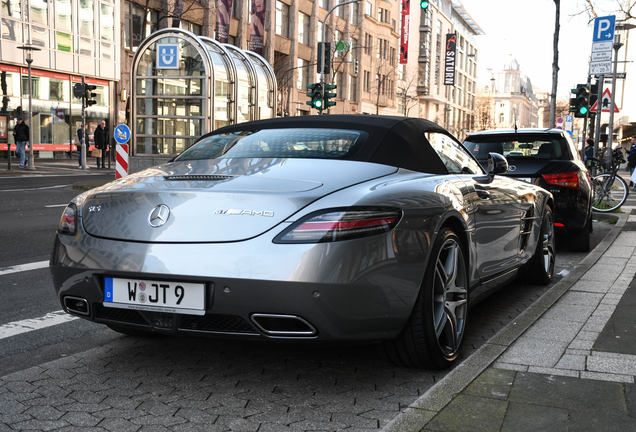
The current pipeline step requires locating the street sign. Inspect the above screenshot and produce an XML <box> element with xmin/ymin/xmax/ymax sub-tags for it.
<box><xmin>114</xmin><ymin>124</ymin><xmax>131</xmax><ymax>144</ymax></box>
<box><xmin>565</xmin><ymin>115</ymin><xmax>573</xmax><ymax>132</ymax></box>
<box><xmin>593</xmin><ymin>15</ymin><xmax>616</xmax><ymax>42</ymax></box>
<box><xmin>590</xmin><ymin>16</ymin><xmax>615</xmax><ymax>75</ymax></box>
<box><xmin>589</xmin><ymin>88</ymin><xmax>620</xmax><ymax>113</ymax></box>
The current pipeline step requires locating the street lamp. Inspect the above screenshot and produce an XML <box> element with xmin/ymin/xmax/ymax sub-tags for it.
<box><xmin>17</xmin><ymin>44</ymin><xmax>41</xmax><ymax>171</ymax></box>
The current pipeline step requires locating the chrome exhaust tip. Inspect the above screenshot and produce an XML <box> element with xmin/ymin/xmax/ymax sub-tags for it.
<box><xmin>250</xmin><ymin>314</ymin><xmax>317</xmax><ymax>337</ymax></box>
<box><xmin>63</xmin><ymin>296</ymin><xmax>90</xmax><ymax>316</ymax></box>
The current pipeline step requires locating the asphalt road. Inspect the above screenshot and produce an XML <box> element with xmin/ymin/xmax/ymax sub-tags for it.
<box><xmin>0</xmin><ymin>174</ymin><xmax>623</xmax><ymax>431</ymax></box>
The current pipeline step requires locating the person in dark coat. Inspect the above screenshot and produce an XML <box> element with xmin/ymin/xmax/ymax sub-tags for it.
<box><xmin>94</xmin><ymin>120</ymin><xmax>106</xmax><ymax>169</ymax></box>
<box><xmin>76</xmin><ymin>124</ymin><xmax>89</xmax><ymax>169</ymax></box>
<box><xmin>627</xmin><ymin>138</ymin><xmax>636</xmax><ymax>188</ymax></box>
<box><xmin>584</xmin><ymin>138</ymin><xmax>594</xmax><ymax>162</ymax></box>
<box><xmin>12</xmin><ymin>116</ymin><xmax>29</xmax><ymax>168</ymax></box>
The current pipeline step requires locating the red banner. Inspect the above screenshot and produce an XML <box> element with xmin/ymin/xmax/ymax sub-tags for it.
<box><xmin>399</xmin><ymin>0</ymin><xmax>410</xmax><ymax>64</ymax></box>
<box><xmin>248</xmin><ymin>0</ymin><xmax>265</xmax><ymax>55</ymax></box>
<box><xmin>216</xmin><ymin>0</ymin><xmax>234</xmax><ymax>43</ymax></box>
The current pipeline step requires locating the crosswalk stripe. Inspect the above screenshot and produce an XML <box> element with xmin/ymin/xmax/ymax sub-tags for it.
<box><xmin>0</xmin><ymin>260</ymin><xmax>49</xmax><ymax>276</ymax></box>
<box><xmin>0</xmin><ymin>311</ymin><xmax>78</xmax><ymax>340</ymax></box>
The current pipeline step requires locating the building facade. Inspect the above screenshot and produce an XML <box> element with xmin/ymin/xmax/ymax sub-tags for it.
<box><xmin>0</xmin><ymin>0</ymin><xmax>118</xmax><ymax>157</ymax></box>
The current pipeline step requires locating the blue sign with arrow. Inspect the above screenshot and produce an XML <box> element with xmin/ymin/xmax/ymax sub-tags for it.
<box><xmin>593</xmin><ymin>15</ymin><xmax>616</xmax><ymax>42</ymax></box>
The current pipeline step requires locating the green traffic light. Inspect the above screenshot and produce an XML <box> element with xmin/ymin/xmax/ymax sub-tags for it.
<box><xmin>314</xmin><ymin>99</ymin><xmax>323</xmax><ymax>109</ymax></box>
<box><xmin>420</xmin><ymin>1</ymin><xmax>429</xmax><ymax>9</ymax></box>
<box><xmin>579</xmin><ymin>106</ymin><xmax>588</xmax><ymax>115</ymax></box>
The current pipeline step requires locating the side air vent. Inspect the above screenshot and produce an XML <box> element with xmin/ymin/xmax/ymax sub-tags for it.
<box><xmin>164</xmin><ymin>175</ymin><xmax>234</xmax><ymax>181</ymax></box>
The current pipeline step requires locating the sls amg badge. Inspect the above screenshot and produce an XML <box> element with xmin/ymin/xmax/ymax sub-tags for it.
<box><xmin>214</xmin><ymin>209</ymin><xmax>274</xmax><ymax>217</ymax></box>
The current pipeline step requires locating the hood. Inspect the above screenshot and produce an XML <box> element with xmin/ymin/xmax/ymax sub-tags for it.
<box><xmin>81</xmin><ymin>158</ymin><xmax>397</xmax><ymax>243</ymax></box>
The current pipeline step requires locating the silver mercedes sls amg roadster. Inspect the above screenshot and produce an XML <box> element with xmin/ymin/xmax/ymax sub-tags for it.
<box><xmin>50</xmin><ymin>115</ymin><xmax>555</xmax><ymax>369</ymax></box>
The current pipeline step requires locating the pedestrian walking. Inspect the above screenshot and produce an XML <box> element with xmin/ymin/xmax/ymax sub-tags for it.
<box><xmin>628</xmin><ymin>139</ymin><xmax>636</xmax><ymax>188</ymax></box>
<box><xmin>12</xmin><ymin>116</ymin><xmax>29</xmax><ymax>168</ymax></box>
<box><xmin>94</xmin><ymin>120</ymin><xmax>106</xmax><ymax>169</ymax></box>
<box><xmin>76</xmin><ymin>124</ymin><xmax>89</xmax><ymax>169</ymax></box>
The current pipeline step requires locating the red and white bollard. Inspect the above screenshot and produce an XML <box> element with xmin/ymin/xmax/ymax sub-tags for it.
<box><xmin>116</xmin><ymin>144</ymin><xmax>129</xmax><ymax>179</ymax></box>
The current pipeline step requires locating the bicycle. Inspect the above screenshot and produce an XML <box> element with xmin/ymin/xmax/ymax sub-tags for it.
<box><xmin>589</xmin><ymin>147</ymin><xmax>629</xmax><ymax>212</ymax></box>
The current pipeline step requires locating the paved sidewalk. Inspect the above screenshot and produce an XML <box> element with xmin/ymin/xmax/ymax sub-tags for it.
<box><xmin>385</xmin><ymin>211</ymin><xmax>636</xmax><ymax>431</ymax></box>
<box><xmin>0</xmin><ymin>157</ymin><xmax>115</xmax><ymax>177</ymax></box>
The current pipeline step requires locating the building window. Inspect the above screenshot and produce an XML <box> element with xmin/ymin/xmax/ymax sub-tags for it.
<box><xmin>364</xmin><ymin>70</ymin><xmax>370</xmax><ymax>92</ymax></box>
<box><xmin>335</xmin><ymin>0</ymin><xmax>341</xmax><ymax>17</ymax></box>
<box><xmin>378</xmin><ymin>8</ymin><xmax>389</xmax><ymax>24</ymax></box>
<box><xmin>366</xmin><ymin>1</ymin><xmax>372</xmax><ymax>16</ymax></box>
<box><xmin>349</xmin><ymin>74</ymin><xmax>357</xmax><ymax>100</ymax></box>
<box><xmin>275</xmin><ymin>1</ymin><xmax>289</xmax><ymax>37</ymax></box>
<box><xmin>125</xmin><ymin>1</ymin><xmax>159</xmax><ymax>51</ymax></box>
<box><xmin>297</xmin><ymin>58</ymin><xmax>308</xmax><ymax>90</ymax></box>
<box><xmin>319</xmin><ymin>0</ymin><xmax>326</xmax><ymax>9</ymax></box>
<box><xmin>79</xmin><ymin>0</ymin><xmax>94</xmax><ymax>38</ymax></box>
<box><xmin>365</xmin><ymin>34</ymin><xmax>372</xmax><ymax>55</ymax></box>
<box><xmin>100</xmin><ymin>4</ymin><xmax>114</xmax><ymax>42</ymax></box>
<box><xmin>350</xmin><ymin>2</ymin><xmax>358</xmax><ymax>25</ymax></box>
<box><xmin>299</xmin><ymin>13</ymin><xmax>310</xmax><ymax>45</ymax></box>
<box><xmin>180</xmin><ymin>20</ymin><xmax>202</xmax><ymax>36</ymax></box>
<box><xmin>31</xmin><ymin>0</ymin><xmax>48</xmax><ymax>26</ymax></box>
<box><xmin>398</xmin><ymin>64</ymin><xmax>405</xmax><ymax>80</ymax></box>
<box><xmin>56</xmin><ymin>0</ymin><xmax>72</xmax><ymax>33</ymax></box>
<box><xmin>2</xmin><ymin>0</ymin><xmax>21</xmax><ymax>19</ymax></box>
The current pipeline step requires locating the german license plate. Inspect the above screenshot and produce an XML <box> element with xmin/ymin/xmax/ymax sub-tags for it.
<box><xmin>103</xmin><ymin>277</ymin><xmax>205</xmax><ymax>315</ymax></box>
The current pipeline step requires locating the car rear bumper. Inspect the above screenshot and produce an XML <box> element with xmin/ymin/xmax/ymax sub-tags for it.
<box><xmin>49</xmin><ymin>233</ymin><xmax>426</xmax><ymax>341</ymax></box>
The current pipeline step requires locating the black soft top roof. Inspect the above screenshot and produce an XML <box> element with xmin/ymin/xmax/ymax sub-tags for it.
<box><xmin>207</xmin><ymin>115</ymin><xmax>456</xmax><ymax>174</ymax></box>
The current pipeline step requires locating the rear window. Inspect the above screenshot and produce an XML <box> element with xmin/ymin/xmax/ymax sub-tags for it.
<box><xmin>176</xmin><ymin>128</ymin><xmax>365</xmax><ymax>161</ymax></box>
<box><xmin>464</xmin><ymin>134</ymin><xmax>573</xmax><ymax>161</ymax></box>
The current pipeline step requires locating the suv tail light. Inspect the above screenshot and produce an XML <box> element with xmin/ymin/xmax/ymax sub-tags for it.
<box><xmin>542</xmin><ymin>172</ymin><xmax>580</xmax><ymax>190</ymax></box>
<box><xmin>274</xmin><ymin>208</ymin><xmax>402</xmax><ymax>244</ymax></box>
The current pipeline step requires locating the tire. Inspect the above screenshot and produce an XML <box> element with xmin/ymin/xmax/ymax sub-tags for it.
<box><xmin>569</xmin><ymin>215</ymin><xmax>591</xmax><ymax>253</ymax></box>
<box><xmin>529</xmin><ymin>206</ymin><xmax>556</xmax><ymax>285</ymax></box>
<box><xmin>592</xmin><ymin>173</ymin><xmax>629</xmax><ymax>212</ymax></box>
<box><xmin>382</xmin><ymin>228</ymin><xmax>469</xmax><ymax>369</ymax></box>
<box><xmin>106</xmin><ymin>324</ymin><xmax>160</xmax><ymax>337</ymax></box>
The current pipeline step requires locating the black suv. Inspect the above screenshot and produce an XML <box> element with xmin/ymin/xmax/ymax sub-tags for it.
<box><xmin>463</xmin><ymin>128</ymin><xmax>592</xmax><ymax>252</ymax></box>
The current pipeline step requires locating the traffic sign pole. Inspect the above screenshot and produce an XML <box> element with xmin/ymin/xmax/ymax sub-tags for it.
<box><xmin>593</xmin><ymin>75</ymin><xmax>603</xmax><ymax>162</ymax></box>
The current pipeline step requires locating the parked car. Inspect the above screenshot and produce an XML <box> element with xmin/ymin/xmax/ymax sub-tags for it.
<box><xmin>50</xmin><ymin>115</ymin><xmax>555</xmax><ymax>370</ymax></box>
<box><xmin>463</xmin><ymin>128</ymin><xmax>592</xmax><ymax>252</ymax></box>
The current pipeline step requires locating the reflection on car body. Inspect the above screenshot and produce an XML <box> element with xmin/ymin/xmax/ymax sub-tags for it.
<box><xmin>51</xmin><ymin>115</ymin><xmax>555</xmax><ymax>369</ymax></box>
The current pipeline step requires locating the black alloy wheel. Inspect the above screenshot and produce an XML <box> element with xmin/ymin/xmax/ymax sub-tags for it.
<box><xmin>529</xmin><ymin>206</ymin><xmax>556</xmax><ymax>285</ymax></box>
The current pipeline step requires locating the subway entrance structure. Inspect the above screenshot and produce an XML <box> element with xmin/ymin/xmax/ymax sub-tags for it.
<box><xmin>130</xmin><ymin>28</ymin><xmax>277</xmax><ymax>172</ymax></box>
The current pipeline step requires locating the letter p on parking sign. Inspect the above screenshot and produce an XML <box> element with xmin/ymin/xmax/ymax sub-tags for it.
<box><xmin>593</xmin><ymin>16</ymin><xmax>615</xmax><ymax>42</ymax></box>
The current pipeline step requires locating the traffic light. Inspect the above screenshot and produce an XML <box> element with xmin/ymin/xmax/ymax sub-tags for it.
<box><xmin>84</xmin><ymin>84</ymin><xmax>97</xmax><ymax>107</ymax></box>
<box><xmin>306</xmin><ymin>82</ymin><xmax>324</xmax><ymax>110</ymax></box>
<box><xmin>573</xmin><ymin>83</ymin><xmax>589</xmax><ymax>118</ymax></box>
<box><xmin>420</xmin><ymin>0</ymin><xmax>429</xmax><ymax>9</ymax></box>
<box><xmin>589</xmin><ymin>83</ymin><xmax>599</xmax><ymax>110</ymax></box>
<box><xmin>323</xmin><ymin>83</ymin><xmax>337</xmax><ymax>109</ymax></box>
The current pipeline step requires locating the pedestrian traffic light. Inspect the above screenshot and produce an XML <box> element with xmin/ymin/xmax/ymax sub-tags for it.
<box><xmin>84</xmin><ymin>84</ymin><xmax>97</xmax><ymax>107</ymax></box>
<box><xmin>573</xmin><ymin>84</ymin><xmax>589</xmax><ymax>118</ymax></box>
<box><xmin>306</xmin><ymin>82</ymin><xmax>324</xmax><ymax>110</ymax></box>
<box><xmin>589</xmin><ymin>83</ymin><xmax>599</xmax><ymax>109</ymax></box>
<box><xmin>323</xmin><ymin>83</ymin><xmax>337</xmax><ymax>109</ymax></box>
<box><xmin>420</xmin><ymin>0</ymin><xmax>429</xmax><ymax>9</ymax></box>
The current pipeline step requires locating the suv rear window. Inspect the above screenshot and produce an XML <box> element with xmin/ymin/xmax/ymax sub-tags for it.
<box><xmin>464</xmin><ymin>134</ymin><xmax>573</xmax><ymax>161</ymax></box>
<box><xmin>176</xmin><ymin>128</ymin><xmax>365</xmax><ymax>161</ymax></box>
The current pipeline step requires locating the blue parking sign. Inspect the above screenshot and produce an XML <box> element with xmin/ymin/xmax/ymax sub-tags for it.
<box><xmin>593</xmin><ymin>16</ymin><xmax>616</xmax><ymax>42</ymax></box>
<box><xmin>157</xmin><ymin>43</ymin><xmax>180</xmax><ymax>69</ymax></box>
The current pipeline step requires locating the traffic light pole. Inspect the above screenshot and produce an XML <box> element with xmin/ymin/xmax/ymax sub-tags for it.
<box><xmin>319</xmin><ymin>0</ymin><xmax>362</xmax><ymax>114</ymax></box>
<box><xmin>606</xmin><ymin>39</ymin><xmax>622</xmax><ymax>165</ymax></box>
<box><xmin>81</xmin><ymin>76</ymin><xmax>87</xmax><ymax>171</ymax></box>
<box><xmin>593</xmin><ymin>74</ymin><xmax>604</xmax><ymax>164</ymax></box>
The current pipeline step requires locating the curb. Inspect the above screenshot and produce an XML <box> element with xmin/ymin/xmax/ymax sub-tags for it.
<box><xmin>382</xmin><ymin>211</ymin><xmax>628</xmax><ymax>432</ymax></box>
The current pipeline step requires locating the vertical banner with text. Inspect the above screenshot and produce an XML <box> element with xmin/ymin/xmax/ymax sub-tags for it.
<box><xmin>249</xmin><ymin>0</ymin><xmax>266</xmax><ymax>55</ymax></box>
<box><xmin>399</xmin><ymin>0</ymin><xmax>410</xmax><ymax>64</ymax></box>
<box><xmin>444</xmin><ymin>33</ymin><xmax>457</xmax><ymax>86</ymax></box>
<box><xmin>216</xmin><ymin>0</ymin><xmax>234</xmax><ymax>43</ymax></box>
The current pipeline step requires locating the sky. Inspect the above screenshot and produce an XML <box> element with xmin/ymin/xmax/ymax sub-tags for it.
<box><xmin>457</xmin><ymin>0</ymin><xmax>634</xmax><ymax>101</ymax></box>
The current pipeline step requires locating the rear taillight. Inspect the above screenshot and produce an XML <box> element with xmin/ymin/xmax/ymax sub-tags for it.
<box><xmin>274</xmin><ymin>208</ymin><xmax>402</xmax><ymax>244</ymax></box>
<box><xmin>58</xmin><ymin>203</ymin><xmax>77</xmax><ymax>235</ymax></box>
<box><xmin>542</xmin><ymin>172</ymin><xmax>580</xmax><ymax>190</ymax></box>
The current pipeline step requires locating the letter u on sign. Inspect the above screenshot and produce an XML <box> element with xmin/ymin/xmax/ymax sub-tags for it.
<box><xmin>156</xmin><ymin>43</ymin><xmax>180</xmax><ymax>69</ymax></box>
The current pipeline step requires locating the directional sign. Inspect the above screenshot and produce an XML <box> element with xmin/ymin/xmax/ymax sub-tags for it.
<box><xmin>590</xmin><ymin>88</ymin><xmax>619</xmax><ymax>113</ymax></box>
<box><xmin>593</xmin><ymin>15</ymin><xmax>616</xmax><ymax>42</ymax></box>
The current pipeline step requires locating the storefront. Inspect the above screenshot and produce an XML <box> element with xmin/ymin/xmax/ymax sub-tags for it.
<box><xmin>0</xmin><ymin>63</ymin><xmax>110</xmax><ymax>156</ymax></box>
<box><xmin>131</xmin><ymin>28</ymin><xmax>276</xmax><ymax>168</ymax></box>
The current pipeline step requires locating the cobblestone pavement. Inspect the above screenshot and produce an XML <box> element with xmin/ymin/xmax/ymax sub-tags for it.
<box><xmin>0</xmin><ymin>223</ymin><xmax>613</xmax><ymax>432</ymax></box>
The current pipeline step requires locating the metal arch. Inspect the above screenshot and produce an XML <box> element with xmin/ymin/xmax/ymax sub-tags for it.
<box><xmin>223</xmin><ymin>44</ymin><xmax>259</xmax><ymax>122</ymax></box>
<box><xmin>198</xmin><ymin>36</ymin><xmax>238</xmax><ymax>127</ymax></box>
<box><xmin>243</xmin><ymin>50</ymin><xmax>278</xmax><ymax>118</ymax></box>
<box><xmin>130</xmin><ymin>28</ymin><xmax>214</xmax><ymax>156</ymax></box>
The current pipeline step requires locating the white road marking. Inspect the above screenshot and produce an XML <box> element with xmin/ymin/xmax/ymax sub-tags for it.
<box><xmin>0</xmin><ymin>260</ymin><xmax>49</xmax><ymax>276</ymax></box>
<box><xmin>46</xmin><ymin>204</ymin><xmax>69</xmax><ymax>208</ymax></box>
<box><xmin>0</xmin><ymin>184</ymin><xmax>71</xmax><ymax>192</ymax></box>
<box><xmin>0</xmin><ymin>311</ymin><xmax>78</xmax><ymax>340</ymax></box>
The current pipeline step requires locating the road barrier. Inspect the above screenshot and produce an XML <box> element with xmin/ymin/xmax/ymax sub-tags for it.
<box><xmin>116</xmin><ymin>144</ymin><xmax>128</xmax><ymax>179</ymax></box>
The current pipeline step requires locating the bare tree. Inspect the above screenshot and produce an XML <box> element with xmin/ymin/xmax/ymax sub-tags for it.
<box><xmin>136</xmin><ymin>0</ymin><xmax>209</xmax><ymax>40</ymax></box>
<box><xmin>550</xmin><ymin>0</ymin><xmax>560</xmax><ymax>129</ymax></box>
<box><xmin>396</xmin><ymin>67</ymin><xmax>419</xmax><ymax>117</ymax></box>
<box><xmin>474</xmin><ymin>90</ymin><xmax>495</xmax><ymax>130</ymax></box>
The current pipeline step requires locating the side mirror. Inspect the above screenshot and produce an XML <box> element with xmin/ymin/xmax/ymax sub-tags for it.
<box><xmin>586</xmin><ymin>157</ymin><xmax>600</xmax><ymax>168</ymax></box>
<box><xmin>488</xmin><ymin>152</ymin><xmax>508</xmax><ymax>175</ymax></box>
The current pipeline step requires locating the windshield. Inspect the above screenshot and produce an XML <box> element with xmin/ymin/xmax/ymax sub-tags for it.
<box><xmin>175</xmin><ymin>128</ymin><xmax>365</xmax><ymax>161</ymax></box>
<box><xmin>464</xmin><ymin>134</ymin><xmax>573</xmax><ymax>161</ymax></box>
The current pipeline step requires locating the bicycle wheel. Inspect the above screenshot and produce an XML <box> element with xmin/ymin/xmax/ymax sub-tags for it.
<box><xmin>592</xmin><ymin>173</ymin><xmax>629</xmax><ymax>212</ymax></box>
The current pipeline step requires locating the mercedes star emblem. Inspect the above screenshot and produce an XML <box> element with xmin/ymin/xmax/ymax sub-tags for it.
<box><xmin>149</xmin><ymin>204</ymin><xmax>170</xmax><ymax>228</ymax></box>
<box><xmin>508</xmin><ymin>165</ymin><xmax>516</xmax><ymax>172</ymax></box>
